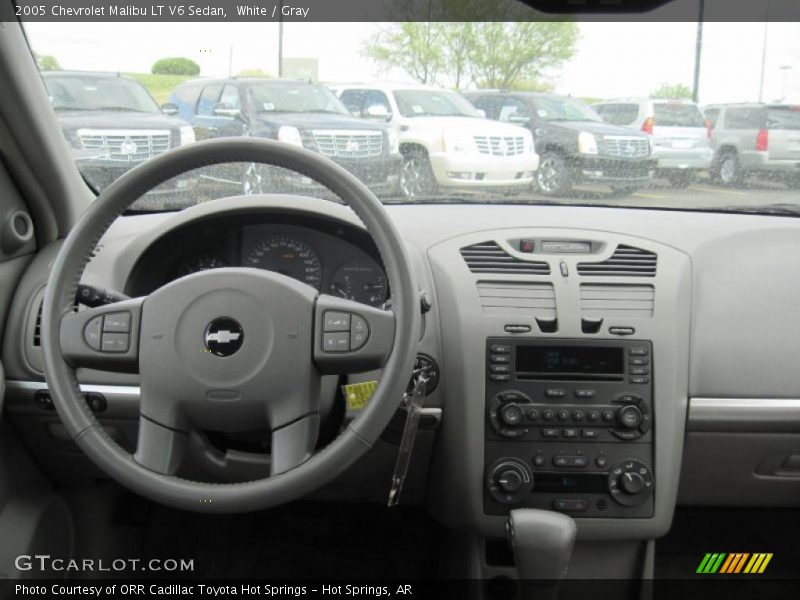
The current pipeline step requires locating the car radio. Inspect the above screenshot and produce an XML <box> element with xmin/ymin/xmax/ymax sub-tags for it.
<box><xmin>483</xmin><ymin>338</ymin><xmax>654</xmax><ymax>518</ymax></box>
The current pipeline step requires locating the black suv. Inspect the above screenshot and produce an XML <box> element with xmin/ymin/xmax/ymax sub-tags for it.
<box><xmin>42</xmin><ymin>71</ymin><xmax>197</xmax><ymax>197</ymax></box>
<box><xmin>464</xmin><ymin>91</ymin><xmax>656</xmax><ymax>196</ymax></box>
<box><xmin>169</xmin><ymin>78</ymin><xmax>403</xmax><ymax>195</ymax></box>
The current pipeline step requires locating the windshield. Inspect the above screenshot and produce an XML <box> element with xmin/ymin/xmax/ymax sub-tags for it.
<box><xmin>20</xmin><ymin>13</ymin><xmax>800</xmax><ymax>215</ymax></box>
<box><xmin>43</xmin><ymin>75</ymin><xmax>160</xmax><ymax>113</ymax></box>
<box><xmin>393</xmin><ymin>89</ymin><xmax>481</xmax><ymax>118</ymax></box>
<box><xmin>248</xmin><ymin>83</ymin><xmax>349</xmax><ymax>114</ymax></box>
<box><xmin>530</xmin><ymin>97</ymin><xmax>602</xmax><ymax>122</ymax></box>
<box><xmin>653</xmin><ymin>103</ymin><xmax>706</xmax><ymax>127</ymax></box>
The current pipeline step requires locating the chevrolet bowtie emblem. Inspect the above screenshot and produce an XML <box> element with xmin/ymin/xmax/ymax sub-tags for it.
<box><xmin>204</xmin><ymin>318</ymin><xmax>244</xmax><ymax>356</ymax></box>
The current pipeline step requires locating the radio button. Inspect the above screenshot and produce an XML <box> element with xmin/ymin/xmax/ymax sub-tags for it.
<box><xmin>491</xmin><ymin>355</ymin><xmax>511</xmax><ymax>364</ymax></box>
<box><xmin>490</xmin><ymin>364</ymin><xmax>511</xmax><ymax>373</ymax></box>
<box><xmin>490</xmin><ymin>374</ymin><xmax>511</xmax><ymax>382</ymax></box>
<box><xmin>629</xmin><ymin>347</ymin><xmax>649</xmax><ymax>356</ymax></box>
<box><xmin>630</xmin><ymin>367</ymin><xmax>649</xmax><ymax>375</ymax></box>
<box><xmin>630</xmin><ymin>376</ymin><xmax>650</xmax><ymax>384</ymax></box>
<box><xmin>557</xmin><ymin>410</ymin><xmax>570</xmax><ymax>421</ymax></box>
<box><xmin>490</xmin><ymin>344</ymin><xmax>511</xmax><ymax>354</ymax></box>
<box><xmin>602</xmin><ymin>410</ymin><xmax>615</xmax><ymax>422</ymax></box>
<box><xmin>542</xmin><ymin>410</ymin><xmax>555</xmax><ymax>421</ymax></box>
<box><xmin>546</xmin><ymin>389</ymin><xmax>567</xmax><ymax>398</ymax></box>
<box><xmin>527</xmin><ymin>409</ymin><xmax>540</xmax><ymax>421</ymax></box>
<box><xmin>500</xmin><ymin>403</ymin><xmax>524</xmax><ymax>426</ymax></box>
<box><xmin>581</xmin><ymin>429</ymin><xmax>599</xmax><ymax>439</ymax></box>
<box><xmin>541</xmin><ymin>428</ymin><xmax>560</xmax><ymax>438</ymax></box>
<box><xmin>562</xmin><ymin>428</ymin><xmax>578</xmax><ymax>438</ymax></box>
<box><xmin>575</xmin><ymin>389</ymin><xmax>596</xmax><ymax>398</ymax></box>
<box><xmin>629</xmin><ymin>357</ymin><xmax>649</xmax><ymax>366</ymax></box>
<box><xmin>572</xmin><ymin>410</ymin><xmax>585</xmax><ymax>422</ymax></box>
<box><xmin>587</xmin><ymin>410</ymin><xmax>600</xmax><ymax>422</ymax></box>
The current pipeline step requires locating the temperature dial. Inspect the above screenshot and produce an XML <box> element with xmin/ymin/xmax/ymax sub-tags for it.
<box><xmin>486</xmin><ymin>458</ymin><xmax>534</xmax><ymax>505</ymax></box>
<box><xmin>607</xmin><ymin>460</ymin><xmax>653</xmax><ymax>506</ymax></box>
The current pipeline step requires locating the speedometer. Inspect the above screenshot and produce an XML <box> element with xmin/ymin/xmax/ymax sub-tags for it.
<box><xmin>245</xmin><ymin>235</ymin><xmax>322</xmax><ymax>289</ymax></box>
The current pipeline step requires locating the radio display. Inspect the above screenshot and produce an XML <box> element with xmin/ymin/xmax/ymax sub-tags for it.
<box><xmin>516</xmin><ymin>345</ymin><xmax>624</xmax><ymax>376</ymax></box>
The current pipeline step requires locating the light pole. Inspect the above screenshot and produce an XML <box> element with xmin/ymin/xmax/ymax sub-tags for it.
<box><xmin>779</xmin><ymin>65</ymin><xmax>792</xmax><ymax>101</ymax></box>
<box><xmin>757</xmin><ymin>0</ymin><xmax>771</xmax><ymax>102</ymax></box>
<box><xmin>278</xmin><ymin>1</ymin><xmax>284</xmax><ymax>77</ymax></box>
<box><xmin>692</xmin><ymin>0</ymin><xmax>705</xmax><ymax>103</ymax></box>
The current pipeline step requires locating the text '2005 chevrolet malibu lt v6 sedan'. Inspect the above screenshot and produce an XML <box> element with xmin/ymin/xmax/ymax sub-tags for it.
<box><xmin>1</xmin><ymin>2</ymin><xmax>800</xmax><ymax>600</ymax></box>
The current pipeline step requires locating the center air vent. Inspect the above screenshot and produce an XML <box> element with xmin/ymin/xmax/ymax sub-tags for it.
<box><xmin>477</xmin><ymin>281</ymin><xmax>556</xmax><ymax>319</ymax></box>
<box><xmin>577</xmin><ymin>245</ymin><xmax>657</xmax><ymax>277</ymax></box>
<box><xmin>460</xmin><ymin>242</ymin><xmax>550</xmax><ymax>275</ymax></box>
<box><xmin>580</xmin><ymin>283</ymin><xmax>655</xmax><ymax>319</ymax></box>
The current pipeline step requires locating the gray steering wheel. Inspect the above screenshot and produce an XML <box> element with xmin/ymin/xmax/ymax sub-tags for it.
<box><xmin>41</xmin><ymin>138</ymin><xmax>419</xmax><ymax>513</ymax></box>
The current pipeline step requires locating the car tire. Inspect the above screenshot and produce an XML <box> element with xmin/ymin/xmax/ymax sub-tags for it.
<box><xmin>400</xmin><ymin>149</ymin><xmax>438</xmax><ymax>198</ymax></box>
<box><xmin>666</xmin><ymin>171</ymin><xmax>695</xmax><ymax>187</ymax></box>
<box><xmin>535</xmin><ymin>151</ymin><xmax>573</xmax><ymax>196</ymax></box>
<box><xmin>716</xmin><ymin>151</ymin><xmax>745</xmax><ymax>187</ymax></box>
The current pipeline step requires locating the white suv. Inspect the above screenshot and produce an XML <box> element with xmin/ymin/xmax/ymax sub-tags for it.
<box><xmin>332</xmin><ymin>83</ymin><xmax>538</xmax><ymax>197</ymax></box>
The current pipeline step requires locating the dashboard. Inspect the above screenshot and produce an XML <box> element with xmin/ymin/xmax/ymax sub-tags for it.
<box><xmin>125</xmin><ymin>213</ymin><xmax>389</xmax><ymax>307</ymax></box>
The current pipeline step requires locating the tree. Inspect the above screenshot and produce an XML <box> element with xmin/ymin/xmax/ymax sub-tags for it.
<box><xmin>650</xmin><ymin>82</ymin><xmax>693</xmax><ymax>100</ymax></box>
<box><xmin>151</xmin><ymin>57</ymin><xmax>200</xmax><ymax>76</ymax></box>
<box><xmin>362</xmin><ymin>19</ymin><xmax>578</xmax><ymax>91</ymax></box>
<box><xmin>466</xmin><ymin>22</ymin><xmax>579</xmax><ymax>89</ymax></box>
<box><xmin>35</xmin><ymin>53</ymin><xmax>61</xmax><ymax>71</ymax></box>
<box><xmin>363</xmin><ymin>23</ymin><xmax>445</xmax><ymax>84</ymax></box>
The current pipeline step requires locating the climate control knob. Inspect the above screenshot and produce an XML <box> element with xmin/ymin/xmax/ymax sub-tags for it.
<box><xmin>486</xmin><ymin>458</ymin><xmax>533</xmax><ymax>505</ymax></box>
<box><xmin>607</xmin><ymin>460</ymin><xmax>653</xmax><ymax>506</ymax></box>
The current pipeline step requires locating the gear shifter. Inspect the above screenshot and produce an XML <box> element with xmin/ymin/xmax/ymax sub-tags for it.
<box><xmin>507</xmin><ymin>509</ymin><xmax>577</xmax><ymax>600</ymax></box>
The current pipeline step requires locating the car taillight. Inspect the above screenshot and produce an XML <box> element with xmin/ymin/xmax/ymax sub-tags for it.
<box><xmin>641</xmin><ymin>117</ymin><xmax>654</xmax><ymax>135</ymax></box>
<box><xmin>756</xmin><ymin>128</ymin><xmax>769</xmax><ymax>152</ymax></box>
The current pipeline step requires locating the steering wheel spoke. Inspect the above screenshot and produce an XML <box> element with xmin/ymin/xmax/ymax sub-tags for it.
<box><xmin>59</xmin><ymin>297</ymin><xmax>143</xmax><ymax>373</ymax></box>
<box><xmin>270</xmin><ymin>414</ymin><xmax>320</xmax><ymax>476</ymax></box>
<box><xmin>133</xmin><ymin>413</ymin><xmax>189</xmax><ymax>476</ymax></box>
<box><xmin>313</xmin><ymin>294</ymin><xmax>396</xmax><ymax>374</ymax></box>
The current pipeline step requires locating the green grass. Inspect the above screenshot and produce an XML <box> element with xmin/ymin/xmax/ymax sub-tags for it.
<box><xmin>125</xmin><ymin>72</ymin><xmax>194</xmax><ymax>105</ymax></box>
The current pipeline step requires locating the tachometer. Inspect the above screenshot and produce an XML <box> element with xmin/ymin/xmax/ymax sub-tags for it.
<box><xmin>329</xmin><ymin>261</ymin><xmax>388</xmax><ymax>307</ymax></box>
<box><xmin>175</xmin><ymin>254</ymin><xmax>229</xmax><ymax>277</ymax></box>
<box><xmin>245</xmin><ymin>235</ymin><xmax>322</xmax><ymax>289</ymax></box>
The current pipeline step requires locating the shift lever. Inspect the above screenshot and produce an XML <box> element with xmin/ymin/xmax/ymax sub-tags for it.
<box><xmin>507</xmin><ymin>509</ymin><xmax>577</xmax><ymax>600</ymax></box>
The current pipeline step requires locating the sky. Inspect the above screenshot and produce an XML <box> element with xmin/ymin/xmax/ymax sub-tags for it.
<box><xmin>24</xmin><ymin>20</ymin><xmax>800</xmax><ymax>104</ymax></box>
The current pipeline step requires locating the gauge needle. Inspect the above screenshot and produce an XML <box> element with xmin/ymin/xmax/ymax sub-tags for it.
<box><xmin>330</xmin><ymin>283</ymin><xmax>348</xmax><ymax>298</ymax></box>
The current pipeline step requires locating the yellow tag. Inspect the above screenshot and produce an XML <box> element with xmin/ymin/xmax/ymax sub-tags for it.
<box><xmin>342</xmin><ymin>381</ymin><xmax>378</xmax><ymax>411</ymax></box>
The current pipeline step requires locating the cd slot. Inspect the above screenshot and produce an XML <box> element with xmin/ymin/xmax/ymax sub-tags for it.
<box><xmin>516</xmin><ymin>372</ymin><xmax>624</xmax><ymax>382</ymax></box>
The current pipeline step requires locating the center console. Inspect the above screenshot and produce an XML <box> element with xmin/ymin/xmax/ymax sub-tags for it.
<box><xmin>484</xmin><ymin>338</ymin><xmax>654</xmax><ymax>518</ymax></box>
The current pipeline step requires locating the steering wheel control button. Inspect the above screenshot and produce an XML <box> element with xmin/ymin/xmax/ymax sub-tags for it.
<box><xmin>101</xmin><ymin>333</ymin><xmax>129</xmax><ymax>353</ymax></box>
<box><xmin>323</xmin><ymin>311</ymin><xmax>351</xmax><ymax>332</ymax></box>
<box><xmin>323</xmin><ymin>332</ymin><xmax>350</xmax><ymax>352</ymax></box>
<box><xmin>204</xmin><ymin>317</ymin><xmax>244</xmax><ymax>357</ymax></box>
<box><xmin>350</xmin><ymin>314</ymin><xmax>370</xmax><ymax>350</ymax></box>
<box><xmin>103</xmin><ymin>312</ymin><xmax>131</xmax><ymax>333</ymax></box>
<box><xmin>84</xmin><ymin>316</ymin><xmax>103</xmax><ymax>350</ymax></box>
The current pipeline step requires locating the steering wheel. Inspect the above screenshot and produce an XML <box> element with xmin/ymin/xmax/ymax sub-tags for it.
<box><xmin>41</xmin><ymin>138</ymin><xmax>420</xmax><ymax>513</ymax></box>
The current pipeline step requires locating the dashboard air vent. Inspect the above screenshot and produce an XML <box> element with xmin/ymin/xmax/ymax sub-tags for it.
<box><xmin>577</xmin><ymin>244</ymin><xmax>656</xmax><ymax>277</ymax></box>
<box><xmin>477</xmin><ymin>281</ymin><xmax>556</xmax><ymax>319</ymax></box>
<box><xmin>460</xmin><ymin>242</ymin><xmax>550</xmax><ymax>275</ymax></box>
<box><xmin>580</xmin><ymin>284</ymin><xmax>655</xmax><ymax>319</ymax></box>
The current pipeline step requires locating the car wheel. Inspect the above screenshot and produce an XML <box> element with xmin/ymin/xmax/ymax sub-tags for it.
<box><xmin>667</xmin><ymin>171</ymin><xmax>694</xmax><ymax>187</ymax></box>
<box><xmin>717</xmin><ymin>152</ymin><xmax>744</xmax><ymax>187</ymax></box>
<box><xmin>242</xmin><ymin>162</ymin><xmax>265</xmax><ymax>195</ymax></box>
<box><xmin>536</xmin><ymin>152</ymin><xmax>573</xmax><ymax>196</ymax></box>
<box><xmin>400</xmin><ymin>151</ymin><xmax>437</xmax><ymax>198</ymax></box>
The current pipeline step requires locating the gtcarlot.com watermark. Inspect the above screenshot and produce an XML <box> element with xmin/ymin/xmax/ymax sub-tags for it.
<box><xmin>15</xmin><ymin>554</ymin><xmax>195</xmax><ymax>573</ymax></box>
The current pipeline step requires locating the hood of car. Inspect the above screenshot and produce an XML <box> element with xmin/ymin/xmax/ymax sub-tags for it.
<box><xmin>55</xmin><ymin>110</ymin><xmax>185</xmax><ymax>130</ymax></box>
<box><xmin>542</xmin><ymin>119</ymin><xmax>648</xmax><ymax>138</ymax></box>
<box><xmin>253</xmin><ymin>112</ymin><xmax>387</xmax><ymax>131</ymax></box>
<box><xmin>403</xmin><ymin>115</ymin><xmax>528</xmax><ymax>136</ymax></box>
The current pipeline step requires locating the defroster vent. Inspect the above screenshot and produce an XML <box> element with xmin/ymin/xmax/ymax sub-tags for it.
<box><xmin>577</xmin><ymin>244</ymin><xmax>657</xmax><ymax>277</ymax></box>
<box><xmin>460</xmin><ymin>242</ymin><xmax>550</xmax><ymax>275</ymax></box>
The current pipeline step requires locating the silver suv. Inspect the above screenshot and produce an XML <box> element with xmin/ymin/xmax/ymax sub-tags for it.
<box><xmin>592</xmin><ymin>98</ymin><xmax>712</xmax><ymax>187</ymax></box>
<box><xmin>704</xmin><ymin>103</ymin><xmax>800</xmax><ymax>187</ymax></box>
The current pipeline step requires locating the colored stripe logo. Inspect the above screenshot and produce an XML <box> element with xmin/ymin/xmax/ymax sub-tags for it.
<box><xmin>696</xmin><ymin>553</ymin><xmax>773</xmax><ymax>574</ymax></box>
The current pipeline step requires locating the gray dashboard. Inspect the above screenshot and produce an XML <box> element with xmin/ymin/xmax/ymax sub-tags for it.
<box><xmin>3</xmin><ymin>195</ymin><xmax>800</xmax><ymax>541</ymax></box>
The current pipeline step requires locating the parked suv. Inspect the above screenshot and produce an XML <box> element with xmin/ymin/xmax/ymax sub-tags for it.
<box><xmin>464</xmin><ymin>91</ymin><xmax>655</xmax><ymax>196</ymax></box>
<box><xmin>592</xmin><ymin>98</ymin><xmax>713</xmax><ymax>187</ymax></box>
<box><xmin>169</xmin><ymin>78</ymin><xmax>403</xmax><ymax>195</ymax></box>
<box><xmin>42</xmin><ymin>71</ymin><xmax>196</xmax><ymax>196</ymax></box>
<box><xmin>704</xmin><ymin>103</ymin><xmax>800</xmax><ymax>187</ymax></box>
<box><xmin>332</xmin><ymin>83</ymin><xmax>538</xmax><ymax>198</ymax></box>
